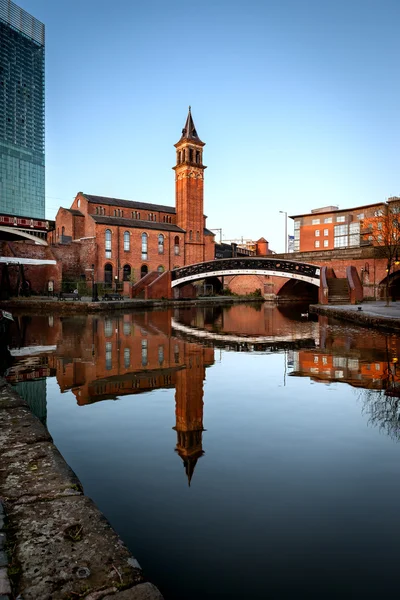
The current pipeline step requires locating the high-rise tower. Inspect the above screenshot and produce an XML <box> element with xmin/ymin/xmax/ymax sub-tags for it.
<box><xmin>0</xmin><ymin>0</ymin><xmax>45</xmax><ymax>218</ymax></box>
<box><xmin>173</xmin><ymin>107</ymin><xmax>206</xmax><ymax>265</ymax></box>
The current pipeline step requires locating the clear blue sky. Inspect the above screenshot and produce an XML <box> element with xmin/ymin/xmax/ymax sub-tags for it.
<box><xmin>17</xmin><ymin>0</ymin><xmax>400</xmax><ymax>252</ymax></box>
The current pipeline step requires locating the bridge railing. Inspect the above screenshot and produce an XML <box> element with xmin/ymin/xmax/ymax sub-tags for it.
<box><xmin>172</xmin><ymin>258</ymin><xmax>321</xmax><ymax>282</ymax></box>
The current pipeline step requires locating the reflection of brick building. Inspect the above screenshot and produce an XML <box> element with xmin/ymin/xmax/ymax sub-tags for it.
<box><xmin>292</xmin><ymin>319</ymin><xmax>400</xmax><ymax>394</ymax></box>
<box><xmin>53</xmin><ymin>109</ymin><xmax>215</xmax><ymax>285</ymax></box>
<box><xmin>45</xmin><ymin>310</ymin><xmax>214</xmax><ymax>483</ymax></box>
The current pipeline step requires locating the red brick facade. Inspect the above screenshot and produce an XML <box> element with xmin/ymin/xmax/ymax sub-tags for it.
<box><xmin>53</xmin><ymin>109</ymin><xmax>215</xmax><ymax>286</ymax></box>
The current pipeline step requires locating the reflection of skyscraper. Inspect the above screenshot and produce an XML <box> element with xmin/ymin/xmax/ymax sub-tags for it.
<box><xmin>174</xmin><ymin>347</ymin><xmax>207</xmax><ymax>485</ymax></box>
<box><xmin>15</xmin><ymin>378</ymin><xmax>47</xmax><ymax>425</ymax></box>
<box><xmin>0</xmin><ymin>0</ymin><xmax>45</xmax><ymax>218</ymax></box>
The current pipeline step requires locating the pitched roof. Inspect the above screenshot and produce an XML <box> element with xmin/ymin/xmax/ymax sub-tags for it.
<box><xmin>177</xmin><ymin>107</ymin><xmax>204</xmax><ymax>145</ymax></box>
<box><xmin>67</xmin><ymin>209</ymin><xmax>84</xmax><ymax>217</ymax></box>
<box><xmin>204</xmin><ymin>228</ymin><xmax>215</xmax><ymax>236</ymax></box>
<box><xmin>90</xmin><ymin>214</ymin><xmax>185</xmax><ymax>233</ymax></box>
<box><xmin>83</xmin><ymin>194</ymin><xmax>176</xmax><ymax>214</ymax></box>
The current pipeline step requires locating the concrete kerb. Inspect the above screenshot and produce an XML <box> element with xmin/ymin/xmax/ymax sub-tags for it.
<box><xmin>310</xmin><ymin>301</ymin><xmax>400</xmax><ymax>333</ymax></box>
<box><xmin>0</xmin><ymin>379</ymin><xmax>164</xmax><ymax>600</ymax></box>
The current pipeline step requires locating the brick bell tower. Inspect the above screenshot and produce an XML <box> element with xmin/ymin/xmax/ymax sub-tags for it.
<box><xmin>173</xmin><ymin>107</ymin><xmax>206</xmax><ymax>265</ymax></box>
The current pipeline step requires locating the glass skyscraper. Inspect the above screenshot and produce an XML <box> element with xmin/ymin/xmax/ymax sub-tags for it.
<box><xmin>0</xmin><ymin>0</ymin><xmax>45</xmax><ymax>219</ymax></box>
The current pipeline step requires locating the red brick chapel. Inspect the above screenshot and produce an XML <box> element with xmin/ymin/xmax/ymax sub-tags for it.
<box><xmin>54</xmin><ymin>108</ymin><xmax>215</xmax><ymax>287</ymax></box>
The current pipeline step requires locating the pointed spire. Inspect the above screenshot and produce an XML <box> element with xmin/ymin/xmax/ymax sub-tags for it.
<box><xmin>180</xmin><ymin>106</ymin><xmax>203</xmax><ymax>142</ymax></box>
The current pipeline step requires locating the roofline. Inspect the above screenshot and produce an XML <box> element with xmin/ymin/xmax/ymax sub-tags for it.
<box><xmin>289</xmin><ymin>201</ymin><xmax>387</xmax><ymax>220</ymax></box>
<box><xmin>81</xmin><ymin>193</ymin><xmax>176</xmax><ymax>214</ymax></box>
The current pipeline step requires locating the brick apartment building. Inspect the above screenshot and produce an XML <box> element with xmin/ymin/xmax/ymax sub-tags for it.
<box><xmin>290</xmin><ymin>198</ymin><xmax>400</xmax><ymax>253</ymax></box>
<box><xmin>53</xmin><ymin>108</ymin><xmax>215</xmax><ymax>285</ymax></box>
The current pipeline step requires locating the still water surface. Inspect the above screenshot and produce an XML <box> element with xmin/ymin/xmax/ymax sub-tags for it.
<box><xmin>6</xmin><ymin>304</ymin><xmax>400</xmax><ymax>599</ymax></box>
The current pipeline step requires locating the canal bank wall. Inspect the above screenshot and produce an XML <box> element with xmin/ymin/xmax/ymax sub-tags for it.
<box><xmin>310</xmin><ymin>302</ymin><xmax>400</xmax><ymax>333</ymax></box>
<box><xmin>0</xmin><ymin>378</ymin><xmax>164</xmax><ymax>600</ymax></box>
<box><xmin>0</xmin><ymin>295</ymin><xmax>264</xmax><ymax>314</ymax></box>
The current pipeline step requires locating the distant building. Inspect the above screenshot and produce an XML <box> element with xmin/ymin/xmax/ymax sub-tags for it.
<box><xmin>0</xmin><ymin>0</ymin><xmax>45</xmax><ymax>218</ymax></box>
<box><xmin>289</xmin><ymin>202</ymin><xmax>389</xmax><ymax>252</ymax></box>
<box><xmin>219</xmin><ymin>237</ymin><xmax>273</xmax><ymax>257</ymax></box>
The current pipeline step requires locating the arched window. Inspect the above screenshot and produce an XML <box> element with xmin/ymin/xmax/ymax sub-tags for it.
<box><xmin>77</xmin><ymin>198</ymin><xmax>80</xmax><ymax>208</ymax></box>
<box><xmin>141</xmin><ymin>339</ymin><xmax>148</xmax><ymax>367</ymax></box>
<box><xmin>189</xmin><ymin>230</ymin><xmax>193</xmax><ymax>241</ymax></box>
<box><xmin>157</xmin><ymin>265</ymin><xmax>165</xmax><ymax>273</ymax></box>
<box><xmin>141</xmin><ymin>233</ymin><xmax>148</xmax><ymax>259</ymax></box>
<box><xmin>174</xmin><ymin>236</ymin><xmax>180</xmax><ymax>256</ymax></box>
<box><xmin>61</xmin><ymin>226</ymin><xmax>65</xmax><ymax>237</ymax></box>
<box><xmin>158</xmin><ymin>345</ymin><xmax>164</xmax><ymax>365</ymax></box>
<box><xmin>124</xmin><ymin>231</ymin><xmax>130</xmax><ymax>251</ymax></box>
<box><xmin>141</xmin><ymin>264</ymin><xmax>148</xmax><ymax>278</ymax></box>
<box><xmin>123</xmin><ymin>264</ymin><xmax>131</xmax><ymax>281</ymax></box>
<box><xmin>104</xmin><ymin>263</ymin><xmax>113</xmax><ymax>285</ymax></box>
<box><xmin>196</xmin><ymin>230</ymin><xmax>200</xmax><ymax>241</ymax></box>
<box><xmin>158</xmin><ymin>234</ymin><xmax>164</xmax><ymax>254</ymax></box>
<box><xmin>105</xmin><ymin>229</ymin><xmax>112</xmax><ymax>258</ymax></box>
<box><xmin>124</xmin><ymin>348</ymin><xmax>130</xmax><ymax>368</ymax></box>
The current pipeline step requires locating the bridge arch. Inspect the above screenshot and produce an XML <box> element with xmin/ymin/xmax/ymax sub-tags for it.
<box><xmin>171</xmin><ymin>258</ymin><xmax>321</xmax><ymax>289</ymax></box>
<box><xmin>0</xmin><ymin>226</ymin><xmax>48</xmax><ymax>246</ymax></box>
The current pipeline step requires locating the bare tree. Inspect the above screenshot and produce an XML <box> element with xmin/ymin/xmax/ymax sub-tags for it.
<box><xmin>362</xmin><ymin>198</ymin><xmax>400</xmax><ymax>305</ymax></box>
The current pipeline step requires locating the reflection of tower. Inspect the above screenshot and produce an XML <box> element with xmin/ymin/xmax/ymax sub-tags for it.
<box><xmin>174</xmin><ymin>346</ymin><xmax>205</xmax><ymax>485</ymax></box>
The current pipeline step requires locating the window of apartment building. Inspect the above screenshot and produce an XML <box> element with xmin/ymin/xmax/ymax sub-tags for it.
<box><xmin>124</xmin><ymin>231</ymin><xmax>130</xmax><ymax>251</ymax></box>
<box><xmin>294</xmin><ymin>240</ymin><xmax>300</xmax><ymax>251</ymax></box>
<box><xmin>315</xmin><ymin>230</ymin><xmax>320</xmax><ymax>237</ymax></box>
<box><xmin>174</xmin><ymin>236</ymin><xmax>180</xmax><ymax>255</ymax></box>
<box><xmin>124</xmin><ymin>348</ymin><xmax>130</xmax><ymax>369</ymax></box>
<box><xmin>157</xmin><ymin>265</ymin><xmax>165</xmax><ymax>273</ymax></box>
<box><xmin>323</xmin><ymin>239</ymin><xmax>329</xmax><ymax>247</ymax></box>
<box><xmin>349</xmin><ymin>222</ymin><xmax>360</xmax><ymax>246</ymax></box>
<box><xmin>141</xmin><ymin>233</ymin><xmax>148</xmax><ymax>259</ymax></box>
<box><xmin>312</xmin><ymin>219</ymin><xmax>320</xmax><ymax>225</ymax></box>
<box><xmin>158</xmin><ymin>234</ymin><xmax>164</xmax><ymax>254</ymax></box>
<box><xmin>324</xmin><ymin>217</ymin><xmax>332</xmax><ymax>223</ymax></box>
<box><xmin>334</xmin><ymin>224</ymin><xmax>348</xmax><ymax>248</ymax></box>
<box><xmin>357</xmin><ymin>213</ymin><xmax>364</xmax><ymax>220</ymax></box>
<box><xmin>336</xmin><ymin>216</ymin><xmax>345</xmax><ymax>223</ymax></box>
<box><xmin>294</xmin><ymin>221</ymin><xmax>300</xmax><ymax>229</ymax></box>
<box><xmin>378</xmin><ymin>221</ymin><xmax>383</xmax><ymax>230</ymax></box>
<box><xmin>374</xmin><ymin>209</ymin><xmax>383</xmax><ymax>217</ymax></box>
<box><xmin>105</xmin><ymin>229</ymin><xmax>112</xmax><ymax>258</ymax></box>
<box><xmin>315</xmin><ymin>240</ymin><xmax>320</xmax><ymax>248</ymax></box>
<box><xmin>324</xmin><ymin>229</ymin><xmax>328</xmax><ymax>236</ymax></box>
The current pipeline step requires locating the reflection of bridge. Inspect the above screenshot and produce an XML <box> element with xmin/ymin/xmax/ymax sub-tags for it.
<box><xmin>171</xmin><ymin>258</ymin><xmax>321</xmax><ymax>287</ymax></box>
<box><xmin>171</xmin><ymin>318</ymin><xmax>319</xmax><ymax>347</ymax></box>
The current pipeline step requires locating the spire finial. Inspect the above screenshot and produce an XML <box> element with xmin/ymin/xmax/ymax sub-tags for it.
<box><xmin>189</xmin><ymin>105</ymin><xmax>191</xmax><ymax>112</ymax></box>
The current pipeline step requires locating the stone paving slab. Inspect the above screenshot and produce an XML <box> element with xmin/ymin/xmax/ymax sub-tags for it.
<box><xmin>0</xmin><ymin>441</ymin><xmax>82</xmax><ymax>504</ymax></box>
<box><xmin>0</xmin><ymin>406</ymin><xmax>51</xmax><ymax>452</ymax></box>
<box><xmin>0</xmin><ymin>383</ymin><xmax>29</xmax><ymax>410</ymax></box>
<box><xmin>11</xmin><ymin>496</ymin><xmax>145</xmax><ymax>600</ymax></box>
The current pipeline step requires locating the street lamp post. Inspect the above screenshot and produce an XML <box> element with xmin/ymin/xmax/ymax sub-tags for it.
<box><xmin>114</xmin><ymin>275</ymin><xmax>118</xmax><ymax>293</ymax></box>
<box><xmin>279</xmin><ymin>211</ymin><xmax>288</xmax><ymax>253</ymax></box>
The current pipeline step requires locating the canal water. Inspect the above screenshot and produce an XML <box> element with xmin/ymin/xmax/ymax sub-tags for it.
<box><xmin>5</xmin><ymin>303</ymin><xmax>400</xmax><ymax>599</ymax></box>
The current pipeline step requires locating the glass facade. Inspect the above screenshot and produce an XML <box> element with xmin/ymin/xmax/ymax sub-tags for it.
<box><xmin>0</xmin><ymin>0</ymin><xmax>45</xmax><ymax>218</ymax></box>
